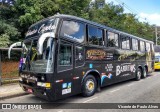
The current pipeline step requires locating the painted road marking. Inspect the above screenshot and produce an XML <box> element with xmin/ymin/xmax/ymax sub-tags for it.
<box><xmin>147</xmin><ymin>77</ymin><xmax>151</xmax><ymax>79</ymax></box>
<box><xmin>82</xmin><ymin>97</ymin><xmax>98</xmax><ymax>103</ymax></box>
<box><xmin>127</xmin><ymin>83</ymin><xmax>135</xmax><ymax>87</ymax></box>
<box><xmin>57</xmin><ymin>110</ymin><xmax>63</xmax><ymax>112</ymax></box>
<box><xmin>139</xmin><ymin>80</ymin><xmax>144</xmax><ymax>82</ymax></box>
<box><xmin>109</xmin><ymin>89</ymin><xmax>120</xmax><ymax>93</ymax></box>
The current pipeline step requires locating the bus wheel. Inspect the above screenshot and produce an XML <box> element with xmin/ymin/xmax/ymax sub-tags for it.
<box><xmin>82</xmin><ymin>75</ymin><xmax>97</xmax><ymax>97</ymax></box>
<box><xmin>142</xmin><ymin>67</ymin><xmax>147</xmax><ymax>78</ymax></box>
<box><xmin>136</xmin><ymin>68</ymin><xmax>142</xmax><ymax>81</ymax></box>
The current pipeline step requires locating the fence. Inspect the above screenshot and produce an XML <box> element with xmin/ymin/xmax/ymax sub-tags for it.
<box><xmin>0</xmin><ymin>48</ymin><xmax>22</xmax><ymax>85</ymax></box>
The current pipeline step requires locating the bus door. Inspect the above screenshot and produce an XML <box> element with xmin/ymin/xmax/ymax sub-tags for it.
<box><xmin>73</xmin><ymin>45</ymin><xmax>85</xmax><ymax>94</ymax></box>
<box><xmin>55</xmin><ymin>41</ymin><xmax>74</xmax><ymax>99</ymax></box>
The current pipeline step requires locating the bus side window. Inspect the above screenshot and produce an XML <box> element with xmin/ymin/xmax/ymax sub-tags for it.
<box><xmin>59</xmin><ymin>43</ymin><xmax>72</xmax><ymax>65</ymax></box>
<box><xmin>58</xmin><ymin>41</ymin><xmax>73</xmax><ymax>72</ymax></box>
<box><xmin>121</xmin><ymin>35</ymin><xmax>130</xmax><ymax>50</ymax></box>
<box><xmin>132</xmin><ymin>38</ymin><xmax>138</xmax><ymax>51</ymax></box>
<box><xmin>60</xmin><ymin>20</ymin><xmax>85</xmax><ymax>43</ymax></box>
<box><xmin>146</xmin><ymin>43</ymin><xmax>151</xmax><ymax>52</ymax></box>
<box><xmin>151</xmin><ymin>43</ymin><xmax>154</xmax><ymax>53</ymax></box>
<box><xmin>107</xmin><ymin>31</ymin><xmax>119</xmax><ymax>47</ymax></box>
<box><xmin>140</xmin><ymin>41</ymin><xmax>145</xmax><ymax>52</ymax></box>
<box><xmin>88</xmin><ymin>25</ymin><xmax>103</xmax><ymax>46</ymax></box>
<box><xmin>75</xmin><ymin>46</ymin><xmax>84</xmax><ymax>67</ymax></box>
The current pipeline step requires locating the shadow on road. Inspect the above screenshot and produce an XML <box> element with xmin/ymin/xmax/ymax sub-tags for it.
<box><xmin>25</xmin><ymin>73</ymin><xmax>156</xmax><ymax>104</ymax></box>
<box><xmin>154</xmin><ymin>70</ymin><xmax>160</xmax><ymax>72</ymax></box>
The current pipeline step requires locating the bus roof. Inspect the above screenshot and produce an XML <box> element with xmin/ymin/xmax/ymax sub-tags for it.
<box><xmin>29</xmin><ymin>14</ymin><xmax>154</xmax><ymax>44</ymax></box>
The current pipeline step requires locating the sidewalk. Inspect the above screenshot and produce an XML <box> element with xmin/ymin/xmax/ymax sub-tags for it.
<box><xmin>0</xmin><ymin>83</ymin><xmax>28</xmax><ymax>100</ymax></box>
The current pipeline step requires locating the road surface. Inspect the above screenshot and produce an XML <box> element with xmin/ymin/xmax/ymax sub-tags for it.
<box><xmin>1</xmin><ymin>72</ymin><xmax>160</xmax><ymax>112</ymax></box>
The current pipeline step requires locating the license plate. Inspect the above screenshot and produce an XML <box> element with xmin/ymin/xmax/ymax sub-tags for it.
<box><xmin>27</xmin><ymin>88</ymin><xmax>33</xmax><ymax>93</ymax></box>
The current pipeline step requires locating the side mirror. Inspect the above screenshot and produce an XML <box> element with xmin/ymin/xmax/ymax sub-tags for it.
<box><xmin>8</xmin><ymin>42</ymin><xmax>27</xmax><ymax>59</ymax></box>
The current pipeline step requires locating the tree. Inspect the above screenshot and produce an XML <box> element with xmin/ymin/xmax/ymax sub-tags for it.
<box><xmin>88</xmin><ymin>2</ymin><xmax>125</xmax><ymax>30</ymax></box>
<box><xmin>9</xmin><ymin>0</ymin><xmax>91</xmax><ymax>39</ymax></box>
<box><xmin>0</xmin><ymin>19</ymin><xmax>20</xmax><ymax>47</ymax></box>
<box><xmin>0</xmin><ymin>0</ymin><xmax>155</xmax><ymax>47</ymax></box>
<box><xmin>88</xmin><ymin>1</ymin><xmax>154</xmax><ymax>41</ymax></box>
<box><xmin>0</xmin><ymin>2</ymin><xmax>20</xmax><ymax>47</ymax></box>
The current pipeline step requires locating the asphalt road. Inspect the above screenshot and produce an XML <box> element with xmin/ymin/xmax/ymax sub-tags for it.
<box><xmin>1</xmin><ymin>72</ymin><xmax>160</xmax><ymax>112</ymax></box>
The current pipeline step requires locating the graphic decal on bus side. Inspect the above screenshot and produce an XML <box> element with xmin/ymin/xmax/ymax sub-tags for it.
<box><xmin>130</xmin><ymin>53</ymin><xmax>145</xmax><ymax>62</ymax></box>
<box><xmin>106</xmin><ymin>53</ymin><xmax>113</xmax><ymax>60</ymax></box>
<box><xmin>101</xmin><ymin>73</ymin><xmax>112</xmax><ymax>85</ymax></box>
<box><xmin>118</xmin><ymin>52</ymin><xmax>145</xmax><ymax>61</ymax></box>
<box><xmin>116</xmin><ymin>63</ymin><xmax>136</xmax><ymax>76</ymax></box>
<box><xmin>86</xmin><ymin>49</ymin><xmax>113</xmax><ymax>60</ymax></box>
<box><xmin>86</xmin><ymin>49</ymin><xmax>106</xmax><ymax>60</ymax></box>
<box><xmin>118</xmin><ymin>52</ymin><xmax>135</xmax><ymax>61</ymax></box>
<box><xmin>62</xmin><ymin>82</ymin><xmax>72</xmax><ymax>95</ymax></box>
<box><xmin>89</xmin><ymin>64</ymin><xmax>93</xmax><ymax>68</ymax></box>
<box><xmin>105</xmin><ymin>64</ymin><xmax>113</xmax><ymax>72</ymax></box>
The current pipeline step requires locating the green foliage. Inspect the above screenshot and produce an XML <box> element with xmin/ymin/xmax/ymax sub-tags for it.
<box><xmin>89</xmin><ymin>2</ymin><xmax>125</xmax><ymax>29</ymax></box>
<box><xmin>0</xmin><ymin>34</ymin><xmax>10</xmax><ymax>47</ymax></box>
<box><xmin>88</xmin><ymin>2</ymin><xmax>154</xmax><ymax>41</ymax></box>
<box><xmin>0</xmin><ymin>0</ymin><xmax>156</xmax><ymax>47</ymax></box>
<box><xmin>8</xmin><ymin>0</ymin><xmax>91</xmax><ymax>38</ymax></box>
<box><xmin>0</xmin><ymin>20</ymin><xmax>20</xmax><ymax>47</ymax></box>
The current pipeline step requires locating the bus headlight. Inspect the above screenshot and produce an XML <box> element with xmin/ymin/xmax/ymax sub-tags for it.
<box><xmin>37</xmin><ymin>82</ymin><xmax>51</xmax><ymax>88</ymax></box>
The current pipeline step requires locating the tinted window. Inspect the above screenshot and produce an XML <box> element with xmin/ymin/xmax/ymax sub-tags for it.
<box><xmin>121</xmin><ymin>35</ymin><xmax>130</xmax><ymax>49</ymax></box>
<box><xmin>146</xmin><ymin>43</ymin><xmax>151</xmax><ymax>52</ymax></box>
<box><xmin>140</xmin><ymin>41</ymin><xmax>145</xmax><ymax>51</ymax></box>
<box><xmin>151</xmin><ymin>44</ymin><xmax>154</xmax><ymax>52</ymax></box>
<box><xmin>155</xmin><ymin>56</ymin><xmax>160</xmax><ymax>63</ymax></box>
<box><xmin>59</xmin><ymin>43</ymin><xmax>72</xmax><ymax>65</ymax></box>
<box><xmin>132</xmin><ymin>39</ymin><xmax>138</xmax><ymax>50</ymax></box>
<box><xmin>88</xmin><ymin>25</ymin><xmax>103</xmax><ymax>45</ymax></box>
<box><xmin>75</xmin><ymin>46</ymin><xmax>84</xmax><ymax>67</ymax></box>
<box><xmin>107</xmin><ymin>31</ymin><xmax>119</xmax><ymax>47</ymax></box>
<box><xmin>60</xmin><ymin>20</ymin><xmax>85</xmax><ymax>43</ymax></box>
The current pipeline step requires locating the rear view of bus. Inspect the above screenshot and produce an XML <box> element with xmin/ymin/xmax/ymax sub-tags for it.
<box><xmin>154</xmin><ymin>53</ymin><xmax>160</xmax><ymax>70</ymax></box>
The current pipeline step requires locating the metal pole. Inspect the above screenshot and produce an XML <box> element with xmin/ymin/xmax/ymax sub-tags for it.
<box><xmin>0</xmin><ymin>50</ymin><xmax>2</xmax><ymax>85</ymax></box>
<box><xmin>155</xmin><ymin>25</ymin><xmax>158</xmax><ymax>45</ymax></box>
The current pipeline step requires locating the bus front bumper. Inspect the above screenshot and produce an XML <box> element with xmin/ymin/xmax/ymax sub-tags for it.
<box><xmin>19</xmin><ymin>82</ymin><xmax>55</xmax><ymax>101</ymax></box>
<box><xmin>154</xmin><ymin>64</ymin><xmax>160</xmax><ymax>70</ymax></box>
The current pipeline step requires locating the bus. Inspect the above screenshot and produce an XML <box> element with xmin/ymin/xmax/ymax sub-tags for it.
<box><xmin>8</xmin><ymin>14</ymin><xmax>154</xmax><ymax>101</ymax></box>
<box><xmin>154</xmin><ymin>46</ymin><xmax>160</xmax><ymax>70</ymax></box>
<box><xmin>154</xmin><ymin>53</ymin><xmax>160</xmax><ymax>70</ymax></box>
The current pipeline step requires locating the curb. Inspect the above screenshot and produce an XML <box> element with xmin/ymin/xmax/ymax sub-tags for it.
<box><xmin>1</xmin><ymin>79</ymin><xmax>19</xmax><ymax>85</ymax></box>
<box><xmin>0</xmin><ymin>92</ymin><xmax>29</xmax><ymax>100</ymax></box>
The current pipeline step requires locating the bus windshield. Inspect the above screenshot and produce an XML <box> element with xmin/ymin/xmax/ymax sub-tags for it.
<box><xmin>155</xmin><ymin>56</ymin><xmax>160</xmax><ymax>63</ymax></box>
<box><xmin>22</xmin><ymin>38</ymin><xmax>54</xmax><ymax>73</ymax></box>
<box><xmin>19</xmin><ymin>18</ymin><xmax>59</xmax><ymax>73</ymax></box>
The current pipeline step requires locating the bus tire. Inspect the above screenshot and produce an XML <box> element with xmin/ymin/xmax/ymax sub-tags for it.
<box><xmin>142</xmin><ymin>67</ymin><xmax>147</xmax><ymax>78</ymax></box>
<box><xmin>82</xmin><ymin>75</ymin><xmax>97</xmax><ymax>97</ymax></box>
<box><xmin>136</xmin><ymin>68</ymin><xmax>142</xmax><ymax>81</ymax></box>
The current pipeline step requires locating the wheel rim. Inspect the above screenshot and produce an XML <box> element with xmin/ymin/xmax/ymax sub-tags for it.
<box><xmin>144</xmin><ymin>69</ymin><xmax>146</xmax><ymax>77</ymax></box>
<box><xmin>137</xmin><ymin>70</ymin><xmax>141</xmax><ymax>79</ymax></box>
<box><xmin>86</xmin><ymin>79</ymin><xmax>95</xmax><ymax>92</ymax></box>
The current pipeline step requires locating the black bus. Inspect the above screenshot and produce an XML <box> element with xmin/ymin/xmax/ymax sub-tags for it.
<box><xmin>9</xmin><ymin>14</ymin><xmax>154</xmax><ymax>101</ymax></box>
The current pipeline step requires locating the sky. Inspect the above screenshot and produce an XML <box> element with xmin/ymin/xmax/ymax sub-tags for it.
<box><xmin>105</xmin><ymin>0</ymin><xmax>160</xmax><ymax>26</ymax></box>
